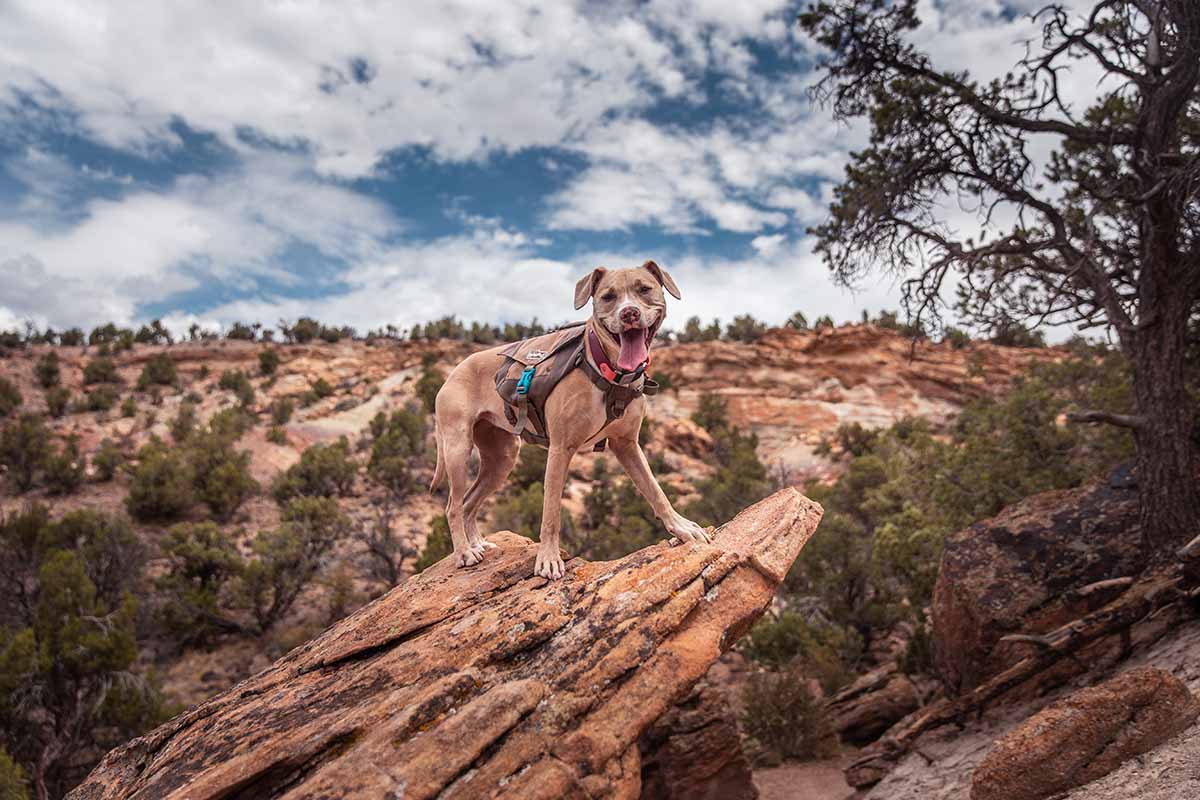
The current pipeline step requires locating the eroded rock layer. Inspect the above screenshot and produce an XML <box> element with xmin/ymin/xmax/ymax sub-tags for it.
<box><xmin>68</xmin><ymin>489</ymin><xmax>822</xmax><ymax>800</ymax></box>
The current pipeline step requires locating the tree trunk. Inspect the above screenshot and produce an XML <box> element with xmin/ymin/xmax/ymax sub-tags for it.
<box><xmin>1130</xmin><ymin>301</ymin><xmax>1200</xmax><ymax>557</ymax></box>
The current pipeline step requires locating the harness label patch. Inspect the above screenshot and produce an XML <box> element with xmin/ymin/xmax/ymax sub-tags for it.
<box><xmin>525</xmin><ymin>349</ymin><xmax>548</xmax><ymax>362</ymax></box>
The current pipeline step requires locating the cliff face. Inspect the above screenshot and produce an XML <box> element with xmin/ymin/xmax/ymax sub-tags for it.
<box><xmin>67</xmin><ymin>489</ymin><xmax>822</xmax><ymax>800</ymax></box>
<box><xmin>648</xmin><ymin>326</ymin><xmax>1048</xmax><ymax>481</ymax></box>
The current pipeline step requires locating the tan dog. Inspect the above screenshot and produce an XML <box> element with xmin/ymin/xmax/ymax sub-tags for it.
<box><xmin>430</xmin><ymin>260</ymin><xmax>711</xmax><ymax>579</ymax></box>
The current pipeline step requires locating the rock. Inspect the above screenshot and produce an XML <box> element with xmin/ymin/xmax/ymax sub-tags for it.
<box><xmin>638</xmin><ymin>679</ymin><xmax>757</xmax><ymax>800</ymax></box>
<box><xmin>657</xmin><ymin>417</ymin><xmax>715</xmax><ymax>460</ymax></box>
<box><xmin>68</xmin><ymin>489</ymin><xmax>822</xmax><ymax>800</ymax></box>
<box><xmin>933</xmin><ymin>473</ymin><xmax>1145</xmax><ymax>692</ymax></box>
<box><xmin>827</xmin><ymin>663</ymin><xmax>920</xmax><ymax>746</ymax></box>
<box><xmin>970</xmin><ymin>667</ymin><xmax>1200</xmax><ymax>800</ymax></box>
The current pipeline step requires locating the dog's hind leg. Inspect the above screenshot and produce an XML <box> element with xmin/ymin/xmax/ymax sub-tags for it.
<box><xmin>463</xmin><ymin>422</ymin><xmax>520</xmax><ymax>551</ymax></box>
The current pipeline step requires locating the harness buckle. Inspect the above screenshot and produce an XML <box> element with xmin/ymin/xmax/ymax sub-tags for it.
<box><xmin>516</xmin><ymin>366</ymin><xmax>536</xmax><ymax>395</ymax></box>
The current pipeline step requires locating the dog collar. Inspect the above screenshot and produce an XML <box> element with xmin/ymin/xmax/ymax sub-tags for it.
<box><xmin>587</xmin><ymin>329</ymin><xmax>649</xmax><ymax>385</ymax></box>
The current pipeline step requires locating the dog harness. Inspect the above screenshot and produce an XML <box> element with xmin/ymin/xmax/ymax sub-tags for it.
<box><xmin>494</xmin><ymin>322</ymin><xmax>658</xmax><ymax>451</ymax></box>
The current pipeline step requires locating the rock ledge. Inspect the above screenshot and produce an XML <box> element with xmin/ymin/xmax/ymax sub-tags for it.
<box><xmin>69</xmin><ymin>488</ymin><xmax>822</xmax><ymax>800</ymax></box>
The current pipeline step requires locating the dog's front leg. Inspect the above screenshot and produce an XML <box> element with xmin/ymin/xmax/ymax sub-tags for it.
<box><xmin>608</xmin><ymin>436</ymin><xmax>711</xmax><ymax>544</ymax></box>
<box><xmin>534</xmin><ymin>446</ymin><xmax>572</xmax><ymax>579</ymax></box>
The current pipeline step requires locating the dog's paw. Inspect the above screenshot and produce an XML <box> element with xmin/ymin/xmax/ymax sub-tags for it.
<box><xmin>478</xmin><ymin>538</ymin><xmax>499</xmax><ymax>550</ymax></box>
<box><xmin>534</xmin><ymin>548</ymin><xmax>566</xmax><ymax>580</ymax></box>
<box><xmin>667</xmin><ymin>516</ymin><xmax>711</xmax><ymax>545</ymax></box>
<box><xmin>455</xmin><ymin>548</ymin><xmax>484</xmax><ymax>568</ymax></box>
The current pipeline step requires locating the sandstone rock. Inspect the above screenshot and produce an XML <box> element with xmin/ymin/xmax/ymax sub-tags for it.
<box><xmin>638</xmin><ymin>679</ymin><xmax>757</xmax><ymax>800</ymax></box>
<box><xmin>971</xmin><ymin>667</ymin><xmax>1200</xmax><ymax>800</ymax></box>
<box><xmin>933</xmin><ymin>472</ymin><xmax>1144</xmax><ymax>692</ymax></box>
<box><xmin>827</xmin><ymin>663</ymin><xmax>920</xmax><ymax>746</ymax></box>
<box><xmin>68</xmin><ymin>488</ymin><xmax>822</xmax><ymax>800</ymax></box>
<box><xmin>657</xmin><ymin>417</ymin><xmax>715</xmax><ymax>460</ymax></box>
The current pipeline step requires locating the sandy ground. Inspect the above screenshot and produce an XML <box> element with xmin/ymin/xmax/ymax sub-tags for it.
<box><xmin>754</xmin><ymin>759</ymin><xmax>855</xmax><ymax>800</ymax></box>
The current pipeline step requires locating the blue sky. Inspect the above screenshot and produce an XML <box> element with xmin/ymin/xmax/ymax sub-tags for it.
<box><xmin>0</xmin><ymin>0</ymin><xmax>1079</xmax><ymax>335</ymax></box>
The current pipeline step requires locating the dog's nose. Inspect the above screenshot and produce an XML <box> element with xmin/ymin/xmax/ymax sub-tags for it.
<box><xmin>620</xmin><ymin>306</ymin><xmax>640</xmax><ymax>325</ymax></box>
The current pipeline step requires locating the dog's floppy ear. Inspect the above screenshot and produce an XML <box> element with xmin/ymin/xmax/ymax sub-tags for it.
<box><xmin>574</xmin><ymin>267</ymin><xmax>607</xmax><ymax>310</ymax></box>
<box><xmin>642</xmin><ymin>260</ymin><xmax>681</xmax><ymax>300</ymax></box>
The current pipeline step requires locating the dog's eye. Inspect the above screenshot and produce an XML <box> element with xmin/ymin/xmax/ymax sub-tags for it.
<box><xmin>600</xmin><ymin>292</ymin><xmax>617</xmax><ymax>302</ymax></box>
<box><xmin>637</xmin><ymin>285</ymin><xmax>652</xmax><ymax>294</ymax></box>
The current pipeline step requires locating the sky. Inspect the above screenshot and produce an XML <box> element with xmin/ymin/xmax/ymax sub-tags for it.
<box><xmin>0</xmin><ymin>0</ymin><xmax>1092</xmax><ymax>337</ymax></box>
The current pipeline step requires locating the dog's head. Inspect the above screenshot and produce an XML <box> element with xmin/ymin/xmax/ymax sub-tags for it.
<box><xmin>574</xmin><ymin>260</ymin><xmax>681</xmax><ymax>372</ymax></box>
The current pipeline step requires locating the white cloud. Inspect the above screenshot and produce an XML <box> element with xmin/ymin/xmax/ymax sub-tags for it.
<box><xmin>0</xmin><ymin>154</ymin><xmax>396</xmax><ymax>329</ymax></box>
<box><xmin>0</xmin><ymin>0</ymin><xmax>1113</xmax><ymax>338</ymax></box>
<box><xmin>0</xmin><ymin>0</ymin><xmax>793</xmax><ymax>178</ymax></box>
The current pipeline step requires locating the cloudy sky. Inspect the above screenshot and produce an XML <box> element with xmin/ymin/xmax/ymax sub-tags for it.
<box><xmin>0</xmin><ymin>0</ymin><xmax>1084</xmax><ymax>335</ymax></box>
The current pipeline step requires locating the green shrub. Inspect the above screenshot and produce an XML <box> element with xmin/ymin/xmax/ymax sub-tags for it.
<box><xmin>724</xmin><ymin>314</ymin><xmax>768</xmax><ymax>343</ymax></box>
<box><xmin>691</xmin><ymin>392</ymin><xmax>730</xmax><ymax>433</ymax></box>
<box><xmin>942</xmin><ymin>327</ymin><xmax>972</xmax><ymax>349</ymax></box>
<box><xmin>120</xmin><ymin>395</ymin><xmax>138</xmax><ymax>418</ymax></box>
<box><xmin>684</xmin><ymin>426</ymin><xmax>769</xmax><ymax>528</ymax></box>
<box><xmin>34</xmin><ymin>351</ymin><xmax>60</xmax><ymax>389</ymax></box>
<box><xmin>43</xmin><ymin>435</ymin><xmax>86</xmax><ymax>496</ymax></box>
<box><xmin>266</xmin><ymin>425</ymin><xmax>288</xmax><ymax>445</ymax></box>
<box><xmin>218</xmin><ymin>370</ymin><xmax>255</xmax><ymax>407</ymax></box>
<box><xmin>157</xmin><ymin>522</ymin><xmax>245</xmax><ymax>647</ymax></box>
<box><xmin>565</xmin><ymin>459</ymin><xmax>659</xmax><ymax>559</ymax></box>
<box><xmin>238</xmin><ymin>498</ymin><xmax>351</xmax><ymax>632</ymax></box>
<box><xmin>258</xmin><ymin>348</ymin><xmax>280</xmax><ymax>376</ymax></box>
<box><xmin>414</xmin><ymin>357</ymin><xmax>444</xmax><ymax>413</ymax></box>
<box><xmin>0</xmin><ymin>378</ymin><xmax>20</xmax><ymax>418</ymax></box>
<box><xmin>187</xmin><ymin>419</ymin><xmax>257</xmax><ymax>522</ymax></box>
<box><xmin>93</xmin><ymin>439</ymin><xmax>123</xmax><ymax>482</ymax></box>
<box><xmin>136</xmin><ymin>353</ymin><xmax>178</xmax><ymax>390</ymax></box>
<box><xmin>368</xmin><ymin>406</ymin><xmax>426</xmax><ymax>496</ymax></box>
<box><xmin>0</xmin><ymin>748</ymin><xmax>28</xmax><ymax>800</ymax></box>
<box><xmin>650</xmin><ymin>371</ymin><xmax>675</xmax><ymax>392</ymax></box>
<box><xmin>59</xmin><ymin>328</ymin><xmax>85</xmax><ymax>346</ymax></box>
<box><xmin>125</xmin><ymin>438</ymin><xmax>195</xmax><ymax>521</ymax></box>
<box><xmin>0</xmin><ymin>414</ymin><xmax>50</xmax><ymax>491</ymax></box>
<box><xmin>415</xmin><ymin>515</ymin><xmax>453</xmax><ymax>572</ymax></box>
<box><xmin>170</xmin><ymin>402</ymin><xmax>198</xmax><ymax>443</ymax></box>
<box><xmin>272</xmin><ymin>438</ymin><xmax>356</xmax><ymax>504</ymax></box>
<box><xmin>45</xmin><ymin>387</ymin><xmax>71</xmax><ymax>418</ymax></box>
<box><xmin>676</xmin><ymin>316</ymin><xmax>722</xmax><ymax>342</ymax></box>
<box><xmin>270</xmin><ymin>398</ymin><xmax>294</xmax><ymax>426</ymax></box>
<box><xmin>0</xmin><ymin>506</ymin><xmax>164</xmax><ymax>800</ymax></box>
<box><xmin>310</xmin><ymin>377</ymin><xmax>334</xmax><ymax>399</ymax></box>
<box><xmin>785</xmin><ymin>311</ymin><xmax>810</xmax><ymax>330</ymax></box>
<box><xmin>83</xmin><ymin>356</ymin><xmax>119</xmax><ymax>385</ymax></box>
<box><xmin>741</xmin><ymin>612</ymin><xmax>859</xmax><ymax>693</ymax></box>
<box><xmin>84</xmin><ymin>384</ymin><xmax>120</xmax><ymax>411</ymax></box>
<box><xmin>740</xmin><ymin>670</ymin><xmax>835</xmax><ymax>761</ymax></box>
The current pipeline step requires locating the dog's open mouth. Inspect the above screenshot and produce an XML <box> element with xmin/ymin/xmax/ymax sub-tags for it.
<box><xmin>612</xmin><ymin>321</ymin><xmax>658</xmax><ymax>372</ymax></box>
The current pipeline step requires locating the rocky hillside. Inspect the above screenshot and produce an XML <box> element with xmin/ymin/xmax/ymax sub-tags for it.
<box><xmin>0</xmin><ymin>323</ymin><xmax>1059</xmax><ymax>798</ymax></box>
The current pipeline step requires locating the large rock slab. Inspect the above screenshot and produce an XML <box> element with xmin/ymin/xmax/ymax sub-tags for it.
<box><xmin>69</xmin><ymin>489</ymin><xmax>822</xmax><ymax>800</ymax></box>
<box><xmin>827</xmin><ymin>663</ymin><xmax>920</xmax><ymax>746</ymax></box>
<box><xmin>971</xmin><ymin>667</ymin><xmax>1200</xmax><ymax>800</ymax></box>
<box><xmin>638</xmin><ymin>678</ymin><xmax>756</xmax><ymax>800</ymax></box>
<box><xmin>933</xmin><ymin>472</ymin><xmax>1144</xmax><ymax>692</ymax></box>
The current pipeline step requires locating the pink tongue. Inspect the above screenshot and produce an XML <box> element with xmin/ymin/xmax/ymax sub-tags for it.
<box><xmin>617</xmin><ymin>329</ymin><xmax>648</xmax><ymax>372</ymax></box>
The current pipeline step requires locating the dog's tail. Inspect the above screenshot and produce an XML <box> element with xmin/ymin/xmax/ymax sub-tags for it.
<box><xmin>429</xmin><ymin>417</ymin><xmax>445</xmax><ymax>492</ymax></box>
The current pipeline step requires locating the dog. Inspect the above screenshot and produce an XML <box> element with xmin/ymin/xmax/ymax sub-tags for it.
<box><xmin>430</xmin><ymin>260</ymin><xmax>711</xmax><ymax>579</ymax></box>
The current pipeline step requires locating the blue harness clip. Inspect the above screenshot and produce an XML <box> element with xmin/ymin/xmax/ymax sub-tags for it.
<box><xmin>516</xmin><ymin>366</ymin><xmax>536</xmax><ymax>395</ymax></box>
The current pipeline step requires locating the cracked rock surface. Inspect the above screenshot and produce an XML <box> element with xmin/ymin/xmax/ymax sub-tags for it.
<box><xmin>970</xmin><ymin>667</ymin><xmax>1200</xmax><ymax>800</ymax></box>
<box><xmin>68</xmin><ymin>488</ymin><xmax>822</xmax><ymax>800</ymax></box>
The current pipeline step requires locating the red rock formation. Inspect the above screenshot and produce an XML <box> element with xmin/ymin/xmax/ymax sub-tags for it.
<box><xmin>971</xmin><ymin>667</ymin><xmax>1200</xmax><ymax>800</ymax></box>
<box><xmin>67</xmin><ymin>489</ymin><xmax>822</xmax><ymax>800</ymax></box>
<box><xmin>933</xmin><ymin>472</ymin><xmax>1145</xmax><ymax>692</ymax></box>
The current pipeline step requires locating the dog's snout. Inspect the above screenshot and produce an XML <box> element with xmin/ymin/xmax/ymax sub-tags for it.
<box><xmin>619</xmin><ymin>306</ymin><xmax>640</xmax><ymax>325</ymax></box>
